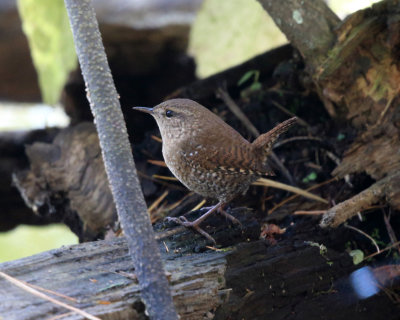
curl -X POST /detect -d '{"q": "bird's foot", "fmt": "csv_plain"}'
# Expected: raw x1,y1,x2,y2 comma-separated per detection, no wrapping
165,216,216,244
202,205,242,226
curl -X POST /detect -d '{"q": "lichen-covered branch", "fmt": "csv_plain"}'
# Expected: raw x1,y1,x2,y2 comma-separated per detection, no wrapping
256,0,339,71
63,0,178,318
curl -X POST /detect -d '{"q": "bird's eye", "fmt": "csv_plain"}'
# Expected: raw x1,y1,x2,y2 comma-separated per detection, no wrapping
165,110,174,118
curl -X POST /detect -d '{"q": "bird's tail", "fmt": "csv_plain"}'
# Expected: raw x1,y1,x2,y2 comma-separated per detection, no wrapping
252,117,298,158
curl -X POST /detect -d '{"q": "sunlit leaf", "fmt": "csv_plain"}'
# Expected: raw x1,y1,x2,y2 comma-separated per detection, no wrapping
238,70,257,86
302,171,317,183
349,249,364,265
17,0,77,104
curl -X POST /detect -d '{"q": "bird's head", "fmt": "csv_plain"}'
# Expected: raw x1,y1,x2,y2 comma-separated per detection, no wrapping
133,99,213,142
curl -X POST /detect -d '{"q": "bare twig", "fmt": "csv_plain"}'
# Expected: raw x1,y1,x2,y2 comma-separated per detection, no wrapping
363,241,400,261
138,171,185,191
344,223,380,253
19,281,77,302
151,135,162,143
0,271,101,320
382,208,400,255
294,210,327,215
325,151,353,187
147,159,168,167
273,136,323,148
153,174,179,181
269,177,336,213
190,199,207,212
270,100,310,128
320,173,400,228
216,87,260,138
48,312,74,320
254,178,328,203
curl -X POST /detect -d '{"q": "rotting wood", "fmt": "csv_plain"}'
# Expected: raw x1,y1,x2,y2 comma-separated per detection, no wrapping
12,123,116,242
320,172,400,228
259,0,400,228
0,213,398,320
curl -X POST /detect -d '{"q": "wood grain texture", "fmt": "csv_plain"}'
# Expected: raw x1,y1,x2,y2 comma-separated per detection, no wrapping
0,213,398,320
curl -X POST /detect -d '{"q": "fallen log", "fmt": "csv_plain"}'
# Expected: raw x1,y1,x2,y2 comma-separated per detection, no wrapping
0,212,397,320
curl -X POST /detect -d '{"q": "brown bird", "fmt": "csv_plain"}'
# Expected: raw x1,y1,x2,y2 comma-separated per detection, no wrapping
134,99,297,242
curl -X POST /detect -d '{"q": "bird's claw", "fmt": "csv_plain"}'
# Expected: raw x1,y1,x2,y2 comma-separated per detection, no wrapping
164,215,216,244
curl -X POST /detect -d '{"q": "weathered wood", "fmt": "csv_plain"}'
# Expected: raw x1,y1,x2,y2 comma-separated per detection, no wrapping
0,215,398,320
12,123,116,241
260,0,400,227
0,128,60,232
321,172,400,228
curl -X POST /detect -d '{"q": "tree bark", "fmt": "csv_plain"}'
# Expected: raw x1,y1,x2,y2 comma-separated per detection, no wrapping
257,0,339,72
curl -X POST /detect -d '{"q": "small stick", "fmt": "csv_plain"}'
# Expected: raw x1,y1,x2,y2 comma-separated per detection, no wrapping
147,159,168,167
382,208,400,255
151,135,162,143
344,223,380,253
363,241,400,260
152,174,178,181
273,136,323,148
137,171,185,191
319,174,400,228
270,100,310,128
216,87,260,138
0,271,101,320
294,210,327,215
269,177,336,213
18,281,77,302
148,190,169,213
253,177,328,203
190,199,207,212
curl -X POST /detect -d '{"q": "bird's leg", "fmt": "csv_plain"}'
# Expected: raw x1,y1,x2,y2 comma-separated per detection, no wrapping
165,202,225,243
201,204,241,225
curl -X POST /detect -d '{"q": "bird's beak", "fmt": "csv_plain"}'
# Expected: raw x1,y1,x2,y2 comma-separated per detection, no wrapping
133,106,154,114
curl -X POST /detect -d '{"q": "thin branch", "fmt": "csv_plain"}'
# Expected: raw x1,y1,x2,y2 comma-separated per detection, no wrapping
0,271,101,320
216,87,260,137
344,223,380,253
294,210,326,215
320,173,400,228
269,177,336,213
363,241,400,261
273,136,323,148
254,177,328,203
270,100,310,128
64,1,178,318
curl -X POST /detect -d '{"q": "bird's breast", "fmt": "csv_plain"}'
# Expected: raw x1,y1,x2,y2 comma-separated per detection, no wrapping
162,142,257,202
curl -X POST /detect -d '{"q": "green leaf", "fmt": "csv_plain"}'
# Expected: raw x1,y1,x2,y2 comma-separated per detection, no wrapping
238,70,258,86
302,171,317,183
249,82,262,92
337,133,346,141
349,249,364,265
17,0,77,105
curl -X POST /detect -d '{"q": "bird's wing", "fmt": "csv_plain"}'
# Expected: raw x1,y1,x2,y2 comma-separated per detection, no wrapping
181,141,274,176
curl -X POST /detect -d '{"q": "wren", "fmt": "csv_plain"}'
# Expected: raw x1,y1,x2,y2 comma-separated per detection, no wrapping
134,99,297,242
